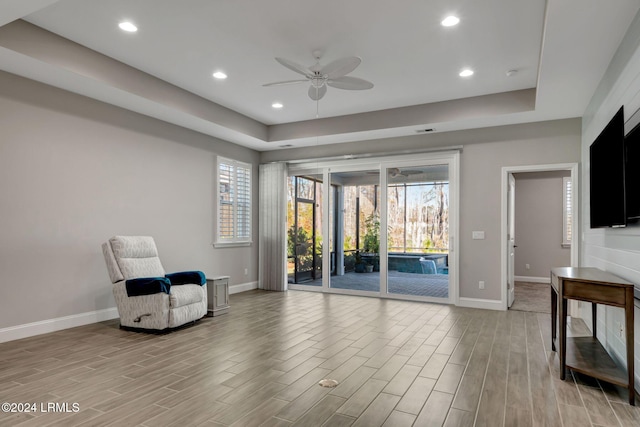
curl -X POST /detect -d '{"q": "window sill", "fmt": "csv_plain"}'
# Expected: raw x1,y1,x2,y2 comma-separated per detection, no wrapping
213,241,252,248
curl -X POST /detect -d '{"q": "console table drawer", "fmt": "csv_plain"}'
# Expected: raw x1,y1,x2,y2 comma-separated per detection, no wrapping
563,280,626,306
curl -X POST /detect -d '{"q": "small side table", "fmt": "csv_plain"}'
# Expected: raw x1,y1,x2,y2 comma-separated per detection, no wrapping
206,276,230,317
551,267,635,405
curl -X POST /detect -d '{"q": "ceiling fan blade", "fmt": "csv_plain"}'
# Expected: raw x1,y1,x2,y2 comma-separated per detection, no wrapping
328,76,374,90
321,57,361,79
262,79,308,87
308,85,327,101
275,57,311,77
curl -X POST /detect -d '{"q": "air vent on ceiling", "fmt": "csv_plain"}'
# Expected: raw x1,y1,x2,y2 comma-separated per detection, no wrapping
279,144,293,148
415,128,435,134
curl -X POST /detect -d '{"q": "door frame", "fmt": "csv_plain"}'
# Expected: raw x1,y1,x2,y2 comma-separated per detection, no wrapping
288,151,460,305
507,173,516,308
500,163,579,311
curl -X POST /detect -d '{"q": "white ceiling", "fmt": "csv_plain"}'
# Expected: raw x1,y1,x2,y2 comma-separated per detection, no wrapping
1,0,639,151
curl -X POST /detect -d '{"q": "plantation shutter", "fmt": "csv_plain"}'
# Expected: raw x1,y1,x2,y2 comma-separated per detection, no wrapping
217,158,251,244
563,177,572,246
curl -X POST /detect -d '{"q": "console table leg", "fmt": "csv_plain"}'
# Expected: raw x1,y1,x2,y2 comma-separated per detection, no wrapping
551,286,557,352
560,298,567,380
626,291,635,405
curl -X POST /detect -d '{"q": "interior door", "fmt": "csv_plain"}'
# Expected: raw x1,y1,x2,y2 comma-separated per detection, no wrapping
507,173,516,307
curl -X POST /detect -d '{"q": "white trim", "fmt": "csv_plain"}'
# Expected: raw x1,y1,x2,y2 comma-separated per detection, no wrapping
500,162,579,311
0,308,119,344
216,156,252,245
230,281,258,294
514,275,550,283
287,151,460,307
562,176,572,247
458,297,503,311
289,284,451,304
284,146,463,165
0,281,258,343
213,241,252,248
288,151,461,174
288,284,325,293
449,152,460,306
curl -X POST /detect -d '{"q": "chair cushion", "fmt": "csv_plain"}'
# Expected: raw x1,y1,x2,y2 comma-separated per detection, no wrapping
109,236,166,280
170,284,204,308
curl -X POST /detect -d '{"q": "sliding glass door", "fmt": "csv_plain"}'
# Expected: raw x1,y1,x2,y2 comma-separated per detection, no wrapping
287,152,458,303
328,169,380,293
385,165,450,300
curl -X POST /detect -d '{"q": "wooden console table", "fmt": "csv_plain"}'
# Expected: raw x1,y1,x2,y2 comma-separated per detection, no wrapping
551,267,635,405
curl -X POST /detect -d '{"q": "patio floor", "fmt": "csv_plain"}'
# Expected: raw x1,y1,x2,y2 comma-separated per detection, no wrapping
297,270,449,298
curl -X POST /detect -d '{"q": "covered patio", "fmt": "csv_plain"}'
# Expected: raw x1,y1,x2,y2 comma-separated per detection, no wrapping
305,270,449,298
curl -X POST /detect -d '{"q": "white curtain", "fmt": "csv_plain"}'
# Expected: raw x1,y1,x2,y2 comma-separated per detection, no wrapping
259,162,288,291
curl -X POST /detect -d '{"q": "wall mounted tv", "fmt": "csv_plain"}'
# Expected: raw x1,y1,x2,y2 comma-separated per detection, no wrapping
590,106,625,228
625,115,640,223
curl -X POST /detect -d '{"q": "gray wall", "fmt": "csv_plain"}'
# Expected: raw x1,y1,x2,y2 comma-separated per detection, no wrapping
263,119,581,301
513,171,571,278
0,71,260,329
579,10,640,388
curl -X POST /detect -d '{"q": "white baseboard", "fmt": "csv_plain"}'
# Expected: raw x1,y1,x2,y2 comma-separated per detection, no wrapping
457,297,504,311
0,307,119,344
0,282,258,343
230,281,258,294
515,275,550,284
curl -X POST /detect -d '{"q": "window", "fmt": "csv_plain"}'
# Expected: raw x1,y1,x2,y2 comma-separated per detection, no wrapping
563,176,572,247
216,157,251,246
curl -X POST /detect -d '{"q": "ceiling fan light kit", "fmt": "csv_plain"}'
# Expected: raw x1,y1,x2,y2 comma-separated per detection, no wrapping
263,52,374,100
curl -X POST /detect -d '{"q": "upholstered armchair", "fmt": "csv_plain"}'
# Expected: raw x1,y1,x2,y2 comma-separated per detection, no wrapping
102,236,207,331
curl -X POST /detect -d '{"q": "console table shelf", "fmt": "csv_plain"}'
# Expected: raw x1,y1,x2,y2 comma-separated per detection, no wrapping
563,336,628,386
551,267,635,405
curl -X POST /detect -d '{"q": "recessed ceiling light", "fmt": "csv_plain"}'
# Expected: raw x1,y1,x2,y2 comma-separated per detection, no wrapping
212,71,227,79
459,69,474,77
272,102,283,109
118,21,138,32
441,16,460,27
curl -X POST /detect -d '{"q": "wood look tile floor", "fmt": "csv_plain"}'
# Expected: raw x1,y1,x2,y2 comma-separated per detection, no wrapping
1,290,639,427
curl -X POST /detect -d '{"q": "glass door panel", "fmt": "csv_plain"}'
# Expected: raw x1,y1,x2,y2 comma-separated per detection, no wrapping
329,169,380,293
294,201,314,283
386,165,449,299
287,175,323,286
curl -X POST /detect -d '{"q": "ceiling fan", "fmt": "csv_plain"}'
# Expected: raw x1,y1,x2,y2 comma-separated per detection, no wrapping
388,168,422,178
367,168,423,178
263,51,374,101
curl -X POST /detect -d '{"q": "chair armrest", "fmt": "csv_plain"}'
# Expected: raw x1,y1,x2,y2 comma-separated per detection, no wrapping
125,277,171,296
166,271,206,286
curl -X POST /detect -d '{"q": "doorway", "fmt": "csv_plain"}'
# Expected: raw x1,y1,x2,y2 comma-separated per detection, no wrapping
501,163,578,311
287,152,459,304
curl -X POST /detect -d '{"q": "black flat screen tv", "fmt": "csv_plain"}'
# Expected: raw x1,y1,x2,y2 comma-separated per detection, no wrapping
625,118,640,223
590,106,625,228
